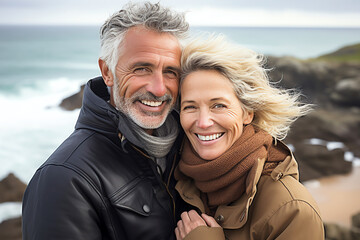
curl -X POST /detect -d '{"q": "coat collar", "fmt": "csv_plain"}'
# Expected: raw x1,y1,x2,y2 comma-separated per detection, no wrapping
175,140,298,229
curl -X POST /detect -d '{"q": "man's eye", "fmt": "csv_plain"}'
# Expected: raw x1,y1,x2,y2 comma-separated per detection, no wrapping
164,70,179,78
134,68,149,74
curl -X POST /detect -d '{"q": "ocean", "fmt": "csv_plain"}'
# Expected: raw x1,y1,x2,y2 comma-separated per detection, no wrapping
0,25,360,186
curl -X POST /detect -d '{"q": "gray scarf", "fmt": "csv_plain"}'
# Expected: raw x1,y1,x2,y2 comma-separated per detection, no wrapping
117,111,179,171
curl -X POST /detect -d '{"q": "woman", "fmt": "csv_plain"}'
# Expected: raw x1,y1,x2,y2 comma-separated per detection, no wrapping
174,35,324,240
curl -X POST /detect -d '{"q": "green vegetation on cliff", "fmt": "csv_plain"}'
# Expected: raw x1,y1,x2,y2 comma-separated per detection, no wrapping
316,43,360,63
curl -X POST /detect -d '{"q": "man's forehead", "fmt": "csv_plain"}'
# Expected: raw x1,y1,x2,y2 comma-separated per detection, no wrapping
121,26,180,52
118,27,182,68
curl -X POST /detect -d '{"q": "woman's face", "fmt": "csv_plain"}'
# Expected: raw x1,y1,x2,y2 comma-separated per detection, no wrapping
180,70,253,160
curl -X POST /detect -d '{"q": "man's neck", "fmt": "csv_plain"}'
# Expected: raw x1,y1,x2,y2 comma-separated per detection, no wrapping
145,129,154,135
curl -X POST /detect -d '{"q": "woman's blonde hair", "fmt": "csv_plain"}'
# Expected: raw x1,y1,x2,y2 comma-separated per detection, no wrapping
180,34,312,140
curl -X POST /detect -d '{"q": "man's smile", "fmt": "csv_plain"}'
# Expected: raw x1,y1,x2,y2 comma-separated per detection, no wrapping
140,100,164,107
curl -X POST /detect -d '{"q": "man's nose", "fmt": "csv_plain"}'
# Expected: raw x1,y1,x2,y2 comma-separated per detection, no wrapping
146,72,167,97
196,109,213,129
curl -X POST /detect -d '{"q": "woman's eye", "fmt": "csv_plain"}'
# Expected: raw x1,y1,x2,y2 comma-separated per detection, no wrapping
182,105,195,111
214,104,226,109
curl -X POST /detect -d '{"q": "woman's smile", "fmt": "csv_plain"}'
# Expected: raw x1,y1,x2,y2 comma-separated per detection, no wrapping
195,133,224,142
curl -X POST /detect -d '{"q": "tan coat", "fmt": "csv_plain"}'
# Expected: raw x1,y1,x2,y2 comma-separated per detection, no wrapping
176,142,325,240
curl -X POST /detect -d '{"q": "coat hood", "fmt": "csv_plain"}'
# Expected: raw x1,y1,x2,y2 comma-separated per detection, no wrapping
75,77,121,144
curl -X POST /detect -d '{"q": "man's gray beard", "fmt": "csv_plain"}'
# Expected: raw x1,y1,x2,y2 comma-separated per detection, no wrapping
112,79,173,129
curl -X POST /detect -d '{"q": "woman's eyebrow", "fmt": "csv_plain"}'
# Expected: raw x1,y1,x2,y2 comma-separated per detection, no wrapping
181,100,196,104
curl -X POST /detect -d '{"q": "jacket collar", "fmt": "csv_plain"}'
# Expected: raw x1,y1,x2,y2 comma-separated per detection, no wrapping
176,141,298,229
75,77,120,142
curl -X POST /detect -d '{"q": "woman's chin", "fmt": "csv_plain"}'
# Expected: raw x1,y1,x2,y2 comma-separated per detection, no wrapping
197,151,222,161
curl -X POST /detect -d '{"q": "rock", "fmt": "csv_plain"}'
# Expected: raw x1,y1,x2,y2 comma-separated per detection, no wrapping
266,56,338,105
352,212,360,239
331,78,360,107
0,173,27,203
292,143,352,182
59,84,85,111
353,212,360,228
283,105,360,181
295,160,324,181
286,108,360,157
325,222,353,240
267,56,360,108
323,212,360,240
0,217,22,240
259,53,360,181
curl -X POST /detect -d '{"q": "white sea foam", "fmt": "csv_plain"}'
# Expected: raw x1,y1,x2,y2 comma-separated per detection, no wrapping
353,159,360,167
306,138,360,168
19,61,98,70
326,141,345,151
0,202,22,223
303,179,321,189
287,143,295,152
0,77,82,183
345,152,354,162
307,138,327,146
4,59,98,70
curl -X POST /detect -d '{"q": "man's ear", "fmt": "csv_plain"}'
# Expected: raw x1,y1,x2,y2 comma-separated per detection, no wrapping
98,59,114,87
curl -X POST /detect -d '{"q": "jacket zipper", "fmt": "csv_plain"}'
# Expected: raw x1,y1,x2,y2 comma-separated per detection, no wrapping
131,144,177,221
166,153,177,220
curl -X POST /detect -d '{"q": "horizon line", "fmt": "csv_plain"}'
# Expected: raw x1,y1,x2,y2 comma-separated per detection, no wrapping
1,23,360,29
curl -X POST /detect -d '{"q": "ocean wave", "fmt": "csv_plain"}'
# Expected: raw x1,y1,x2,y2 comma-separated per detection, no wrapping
0,202,22,223
0,59,98,70
1,76,85,96
0,77,82,182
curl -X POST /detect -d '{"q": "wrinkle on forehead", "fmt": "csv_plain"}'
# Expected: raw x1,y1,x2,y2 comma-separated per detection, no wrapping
119,26,181,59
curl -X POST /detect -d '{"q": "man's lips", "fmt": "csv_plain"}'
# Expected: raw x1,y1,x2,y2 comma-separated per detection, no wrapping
140,100,163,107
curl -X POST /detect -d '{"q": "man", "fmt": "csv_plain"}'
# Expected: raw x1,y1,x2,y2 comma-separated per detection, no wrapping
22,2,189,239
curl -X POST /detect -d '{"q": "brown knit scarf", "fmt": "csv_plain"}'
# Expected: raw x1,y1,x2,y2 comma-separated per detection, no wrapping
175,125,288,208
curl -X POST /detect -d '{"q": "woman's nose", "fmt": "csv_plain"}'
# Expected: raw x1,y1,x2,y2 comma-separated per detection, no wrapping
196,110,213,129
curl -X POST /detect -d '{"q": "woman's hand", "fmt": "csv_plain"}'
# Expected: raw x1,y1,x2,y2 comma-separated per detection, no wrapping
175,210,221,240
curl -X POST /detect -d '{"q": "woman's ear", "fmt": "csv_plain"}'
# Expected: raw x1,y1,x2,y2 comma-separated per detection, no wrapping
98,59,114,87
243,111,254,125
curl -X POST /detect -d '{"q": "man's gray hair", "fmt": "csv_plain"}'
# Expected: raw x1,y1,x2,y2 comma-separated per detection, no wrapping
99,1,189,76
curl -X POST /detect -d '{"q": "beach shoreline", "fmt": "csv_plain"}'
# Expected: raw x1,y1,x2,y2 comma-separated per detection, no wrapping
304,166,360,228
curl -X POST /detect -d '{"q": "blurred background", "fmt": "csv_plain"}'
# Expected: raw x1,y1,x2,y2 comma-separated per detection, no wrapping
0,0,360,239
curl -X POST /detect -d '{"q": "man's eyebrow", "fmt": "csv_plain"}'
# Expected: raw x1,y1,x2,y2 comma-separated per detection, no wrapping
165,66,181,73
131,62,154,68
130,62,180,73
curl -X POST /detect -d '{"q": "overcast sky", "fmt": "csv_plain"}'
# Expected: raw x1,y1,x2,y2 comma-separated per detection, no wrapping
0,0,359,27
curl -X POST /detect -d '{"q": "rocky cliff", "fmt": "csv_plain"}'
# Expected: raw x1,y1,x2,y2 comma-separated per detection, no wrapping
266,55,360,181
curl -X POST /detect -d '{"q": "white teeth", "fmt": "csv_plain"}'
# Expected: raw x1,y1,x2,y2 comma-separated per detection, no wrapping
141,100,163,107
197,133,222,141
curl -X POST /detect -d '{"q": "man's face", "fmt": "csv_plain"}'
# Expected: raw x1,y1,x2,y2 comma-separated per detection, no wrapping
111,26,181,130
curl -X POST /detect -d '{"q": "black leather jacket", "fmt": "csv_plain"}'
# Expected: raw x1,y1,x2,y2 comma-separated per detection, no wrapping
22,77,185,240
